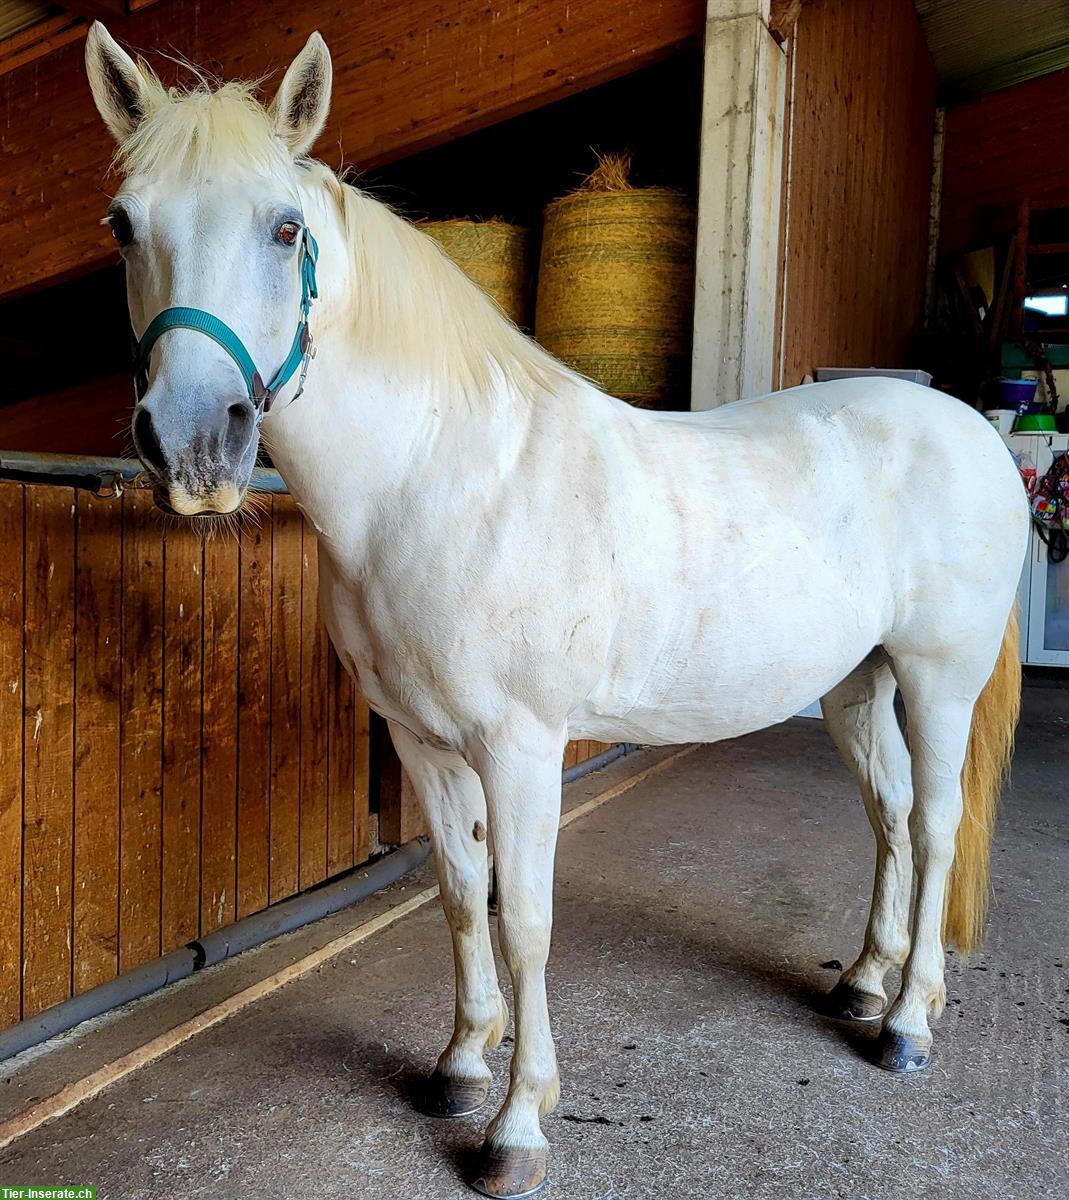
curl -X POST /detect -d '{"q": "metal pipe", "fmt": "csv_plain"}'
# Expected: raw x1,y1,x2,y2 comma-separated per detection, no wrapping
0,745,630,1062
0,838,430,1063
0,450,288,494
562,743,635,785
0,947,199,1063
197,837,430,968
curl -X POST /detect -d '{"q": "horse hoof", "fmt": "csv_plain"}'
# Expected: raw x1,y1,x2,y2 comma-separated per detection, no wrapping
420,1071,490,1118
471,1144,548,1198
825,981,885,1022
874,1029,931,1073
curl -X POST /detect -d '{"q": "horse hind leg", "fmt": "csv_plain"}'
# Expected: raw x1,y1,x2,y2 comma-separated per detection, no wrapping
874,626,1017,1074
820,649,913,1022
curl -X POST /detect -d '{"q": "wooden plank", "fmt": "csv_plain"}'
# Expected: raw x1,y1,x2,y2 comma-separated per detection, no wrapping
768,0,805,45
200,533,239,935
779,0,936,386
354,695,372,866
326,646,355,878
374,715,426,845
63,1,127,18
72,492,122,995
268,498,303,903
298,524,328,890
0,17,86,82
236,519,271,919
1011,199,1031,342
22,486,76,1018
0,879,446,1154
0,0,704,300
0,484,24,1027
160,520,203,952
0,375,133,465
118,488,163,974
941,67,1069,254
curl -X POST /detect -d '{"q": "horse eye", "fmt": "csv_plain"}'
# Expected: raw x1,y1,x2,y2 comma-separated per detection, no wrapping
108,207,134,248
276,221,301,247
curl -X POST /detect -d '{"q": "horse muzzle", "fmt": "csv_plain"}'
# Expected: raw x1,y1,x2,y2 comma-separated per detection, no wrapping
132,395,259,515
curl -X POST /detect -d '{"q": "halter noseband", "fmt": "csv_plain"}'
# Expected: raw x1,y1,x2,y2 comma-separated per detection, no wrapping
131,226,319,423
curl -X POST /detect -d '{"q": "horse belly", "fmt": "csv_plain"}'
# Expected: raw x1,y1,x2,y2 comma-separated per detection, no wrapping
570,639,869,744
569,561,882,746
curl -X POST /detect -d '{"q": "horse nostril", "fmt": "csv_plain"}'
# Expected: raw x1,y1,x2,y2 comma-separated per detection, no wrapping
132,406,168,477
225,401,256,462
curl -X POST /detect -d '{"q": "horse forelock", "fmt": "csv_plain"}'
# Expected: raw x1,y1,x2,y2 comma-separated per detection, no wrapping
114,75,292,182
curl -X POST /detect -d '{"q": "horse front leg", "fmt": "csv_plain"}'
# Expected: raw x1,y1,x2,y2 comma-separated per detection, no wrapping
468,733,564,1199
388,723,509,1118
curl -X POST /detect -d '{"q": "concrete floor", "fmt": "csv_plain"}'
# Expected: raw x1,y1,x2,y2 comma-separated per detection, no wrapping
2,690,1067,1199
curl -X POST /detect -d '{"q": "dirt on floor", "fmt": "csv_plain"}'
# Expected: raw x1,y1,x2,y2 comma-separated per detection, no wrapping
1,687,1067,1200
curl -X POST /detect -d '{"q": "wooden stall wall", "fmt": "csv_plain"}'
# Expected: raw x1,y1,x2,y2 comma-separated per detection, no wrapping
940,68,1069,255
0,481,371,1027
776,0,937,387
0,374,130,459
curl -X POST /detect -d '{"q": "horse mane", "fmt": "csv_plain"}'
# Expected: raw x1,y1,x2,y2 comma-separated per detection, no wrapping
316,164,581,406
112,72,583,409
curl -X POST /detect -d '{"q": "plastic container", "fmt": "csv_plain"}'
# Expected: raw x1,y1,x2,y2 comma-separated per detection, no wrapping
814,367,933,386
1013,413,1057,433
997,377,1040,413
985,408,1017,434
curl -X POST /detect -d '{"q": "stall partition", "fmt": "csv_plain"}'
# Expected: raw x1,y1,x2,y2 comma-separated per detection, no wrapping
0,477,372,1027
0,468,616,1033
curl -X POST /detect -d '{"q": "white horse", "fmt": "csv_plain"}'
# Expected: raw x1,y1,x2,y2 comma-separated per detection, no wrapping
86,25,1027,1198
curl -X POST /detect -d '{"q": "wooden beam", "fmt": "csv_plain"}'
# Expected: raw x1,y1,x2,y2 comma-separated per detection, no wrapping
0,14,86,80
768,0,805,46
60,1,129,19
0,0,703,302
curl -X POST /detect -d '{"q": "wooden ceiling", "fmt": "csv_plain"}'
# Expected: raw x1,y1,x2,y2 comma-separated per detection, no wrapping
915,0,1069,97
0,0,704,303
0,1,53,42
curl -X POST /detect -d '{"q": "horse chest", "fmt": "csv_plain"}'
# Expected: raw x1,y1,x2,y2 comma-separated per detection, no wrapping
317,570,464,749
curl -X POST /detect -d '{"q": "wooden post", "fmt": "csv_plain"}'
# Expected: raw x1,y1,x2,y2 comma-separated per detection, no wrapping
372,714,426,846
1010,199,1031,341
691,0,788,408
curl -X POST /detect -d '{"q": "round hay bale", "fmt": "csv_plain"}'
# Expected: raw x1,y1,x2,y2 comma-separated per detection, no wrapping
535,155,696,408
421,219,533,328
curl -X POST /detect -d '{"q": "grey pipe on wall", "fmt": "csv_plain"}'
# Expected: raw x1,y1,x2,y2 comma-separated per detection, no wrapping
0,837,430,1064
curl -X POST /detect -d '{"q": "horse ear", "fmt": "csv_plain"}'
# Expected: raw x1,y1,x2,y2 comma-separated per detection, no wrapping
271,31,333,157
85,22,156,144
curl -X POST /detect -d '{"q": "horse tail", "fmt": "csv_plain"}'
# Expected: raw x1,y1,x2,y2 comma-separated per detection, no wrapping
944,607,1021,956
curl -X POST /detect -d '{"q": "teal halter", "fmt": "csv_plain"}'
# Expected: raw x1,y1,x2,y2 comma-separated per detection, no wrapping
132,227,319,423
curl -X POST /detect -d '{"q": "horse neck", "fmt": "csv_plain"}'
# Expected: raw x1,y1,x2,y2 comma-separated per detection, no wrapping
263,178,539,561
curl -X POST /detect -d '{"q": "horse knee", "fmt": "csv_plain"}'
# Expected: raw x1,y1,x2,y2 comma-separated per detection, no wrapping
497,909,552,969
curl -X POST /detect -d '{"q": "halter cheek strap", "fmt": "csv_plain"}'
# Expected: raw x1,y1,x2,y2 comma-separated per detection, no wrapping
131,227,319,424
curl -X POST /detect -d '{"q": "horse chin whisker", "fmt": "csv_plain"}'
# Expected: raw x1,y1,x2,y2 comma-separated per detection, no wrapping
240,492,269,526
